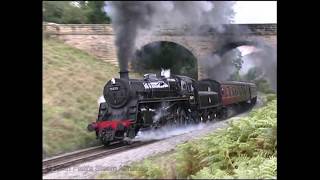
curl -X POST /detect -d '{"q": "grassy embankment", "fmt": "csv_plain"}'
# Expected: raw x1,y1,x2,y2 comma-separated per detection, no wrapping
43,38,140,157
97,94,277,179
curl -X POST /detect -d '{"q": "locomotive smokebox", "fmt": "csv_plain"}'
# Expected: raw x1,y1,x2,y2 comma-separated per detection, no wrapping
119,71,129,80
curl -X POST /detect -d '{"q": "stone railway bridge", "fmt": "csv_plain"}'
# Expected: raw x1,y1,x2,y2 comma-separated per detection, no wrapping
43,23,276,79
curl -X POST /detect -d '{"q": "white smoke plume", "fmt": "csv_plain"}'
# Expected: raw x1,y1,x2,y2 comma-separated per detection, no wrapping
134,122,208,141
98,95,105,105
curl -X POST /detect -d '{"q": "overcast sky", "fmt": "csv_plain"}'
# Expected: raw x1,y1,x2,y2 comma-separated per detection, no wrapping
233,1,277,24
102,1,277,24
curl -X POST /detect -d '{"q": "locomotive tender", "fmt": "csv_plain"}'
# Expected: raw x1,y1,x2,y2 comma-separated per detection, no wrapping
87,70,257,145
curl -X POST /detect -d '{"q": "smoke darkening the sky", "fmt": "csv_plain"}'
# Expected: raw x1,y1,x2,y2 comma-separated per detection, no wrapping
104,1,277,24
104,1,236,72
103,1,276,90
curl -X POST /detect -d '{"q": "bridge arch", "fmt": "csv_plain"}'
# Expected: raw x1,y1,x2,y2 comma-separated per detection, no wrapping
209,38,276,90
132,40,198,79
135,36,201,59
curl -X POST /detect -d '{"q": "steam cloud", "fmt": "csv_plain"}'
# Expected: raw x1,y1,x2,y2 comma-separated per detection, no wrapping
105,1,235,72
105,1,276,90
134,122,208,141
200,25,277,91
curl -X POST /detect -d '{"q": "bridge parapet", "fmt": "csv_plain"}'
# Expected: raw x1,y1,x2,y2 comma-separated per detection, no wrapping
43,23,114,35
43,23,276,36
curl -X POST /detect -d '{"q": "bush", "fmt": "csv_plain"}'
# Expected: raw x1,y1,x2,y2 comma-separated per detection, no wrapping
176,100,277,178
266,94,277,102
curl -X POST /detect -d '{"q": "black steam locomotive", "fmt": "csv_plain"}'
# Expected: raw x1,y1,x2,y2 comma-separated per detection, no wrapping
87,70,257,145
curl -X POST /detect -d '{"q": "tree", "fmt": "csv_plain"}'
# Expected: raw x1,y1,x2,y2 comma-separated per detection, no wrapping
62,3,88,23
229,71,241,81
231,49,243,71
244,67,274,93
43,1,70,23
43,1,111,24
85,1,110,24
227,49,243,81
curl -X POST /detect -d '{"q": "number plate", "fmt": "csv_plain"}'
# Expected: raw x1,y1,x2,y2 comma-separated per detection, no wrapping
109,86,119,91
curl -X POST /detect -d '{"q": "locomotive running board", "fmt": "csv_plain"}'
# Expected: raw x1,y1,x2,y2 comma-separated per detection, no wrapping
139,97,189,103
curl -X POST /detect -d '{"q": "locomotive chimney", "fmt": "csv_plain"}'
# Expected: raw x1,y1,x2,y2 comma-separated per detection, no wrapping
119,71,129,79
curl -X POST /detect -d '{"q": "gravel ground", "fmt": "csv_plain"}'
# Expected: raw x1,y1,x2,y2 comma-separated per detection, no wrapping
43,102,262,180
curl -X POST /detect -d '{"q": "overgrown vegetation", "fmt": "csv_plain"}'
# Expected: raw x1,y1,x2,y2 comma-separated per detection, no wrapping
177,99,277,179
229,67,275,94
43,1,110,24
43,38,120,157
97,97,277,179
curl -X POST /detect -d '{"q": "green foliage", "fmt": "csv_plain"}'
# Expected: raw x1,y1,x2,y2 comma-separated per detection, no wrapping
130,160,164,179
245,67,262,81
237,67,275,93
96,151,178,179
43,1,69,23
61,3,88,24
255,78,274,94
43,1,110,24
231,50,244,71
84,1,110,24
176,100,277,179
266,94,277,102
229,71,241,81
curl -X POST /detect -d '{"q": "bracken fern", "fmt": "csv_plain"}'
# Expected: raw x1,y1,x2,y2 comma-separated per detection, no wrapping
176,99,277,179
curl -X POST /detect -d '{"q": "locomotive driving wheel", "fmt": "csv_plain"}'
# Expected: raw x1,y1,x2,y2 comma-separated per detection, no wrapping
173,107,187,127
207,112,215,122
201,111,209,123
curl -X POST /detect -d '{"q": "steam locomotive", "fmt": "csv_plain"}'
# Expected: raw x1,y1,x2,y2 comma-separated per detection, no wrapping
87,70,257,145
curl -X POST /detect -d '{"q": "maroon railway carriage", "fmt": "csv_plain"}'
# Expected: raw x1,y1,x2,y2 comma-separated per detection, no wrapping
220,81,257,107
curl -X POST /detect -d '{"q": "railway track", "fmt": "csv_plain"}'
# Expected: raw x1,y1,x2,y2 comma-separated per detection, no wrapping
42,140,156,174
